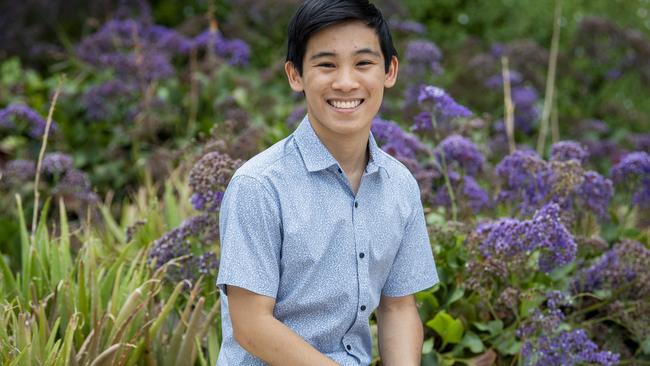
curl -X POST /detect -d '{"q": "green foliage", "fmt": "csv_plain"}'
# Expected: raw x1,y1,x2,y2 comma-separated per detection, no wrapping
0,177,220,365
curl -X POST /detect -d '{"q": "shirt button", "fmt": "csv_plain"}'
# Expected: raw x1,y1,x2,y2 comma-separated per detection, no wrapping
346,344,352,351
354,201,358,208
360,305,366,311
359,252,365,259
337,168,342,173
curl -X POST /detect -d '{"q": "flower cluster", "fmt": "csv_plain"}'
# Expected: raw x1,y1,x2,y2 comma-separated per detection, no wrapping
435,134,485,176
610,151,650,207
388,19,426,34
82,80,135,121
42,152,74,175
148,214,220,283
404,40,443,76
495,148,612,218
572,239,650,299
188,151,243,212
575,171,613,218
431,172,491,214
521,329,620,366
417,85,472,123
510,86,540,133
0,103,55,138
0,159,36,186
371,116,426,163
192,30,251,66
550,140,589,163
477,203,576,273
1,152,98,213
495,149,551,214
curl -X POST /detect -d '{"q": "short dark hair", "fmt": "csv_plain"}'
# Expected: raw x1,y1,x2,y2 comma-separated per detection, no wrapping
286,0,398,76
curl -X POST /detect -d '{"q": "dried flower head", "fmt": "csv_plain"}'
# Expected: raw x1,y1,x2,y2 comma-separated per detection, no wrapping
188,151,242,212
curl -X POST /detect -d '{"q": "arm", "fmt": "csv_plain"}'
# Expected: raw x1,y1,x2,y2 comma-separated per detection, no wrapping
376,294,422,366
228,285,339,366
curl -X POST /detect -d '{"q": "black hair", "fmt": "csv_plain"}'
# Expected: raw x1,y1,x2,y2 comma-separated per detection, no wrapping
286,0,398,76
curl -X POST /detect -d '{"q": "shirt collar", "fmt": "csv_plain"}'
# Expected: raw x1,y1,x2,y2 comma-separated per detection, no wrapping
293,114,388,176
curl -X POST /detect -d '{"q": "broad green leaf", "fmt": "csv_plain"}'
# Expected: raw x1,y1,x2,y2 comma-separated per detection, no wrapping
459,331,485,353
426,310,464,344
473,320,503,337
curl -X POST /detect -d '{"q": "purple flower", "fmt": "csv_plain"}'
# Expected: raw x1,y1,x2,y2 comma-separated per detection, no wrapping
1,159,36,184
572,239,650,298
388,19,426,34
529,203,577,272
629,133,650,152
188,151,242,212
418,85,472,121
53,169,100,205
610,151,650,179
149,214,219,280
522,329,619,366
575,171,613,218
42,152,74,175
610,151,650,207
579,119,610,136
484,70,523,89
478,203,576,272
462,175,491,212
495,150,552,214
83,80,135,121
436,134,485,176
404,40,443,76
192,30,251,66
490,42,506,58
510,86,540,133
0,103,55,138
411,111,432,132
371,116,426,161
550,141,589,163
76,19,183,82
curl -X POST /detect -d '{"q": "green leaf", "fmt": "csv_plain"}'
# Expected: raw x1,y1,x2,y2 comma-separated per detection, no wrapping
445,286,465,307
473,320,503,337
493,330,520,356
416,291,440,320
422,337,434,354
459,331,484,353
426,310,464,344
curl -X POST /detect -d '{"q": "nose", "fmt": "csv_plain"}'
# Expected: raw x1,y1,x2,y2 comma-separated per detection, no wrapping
331,67,360,92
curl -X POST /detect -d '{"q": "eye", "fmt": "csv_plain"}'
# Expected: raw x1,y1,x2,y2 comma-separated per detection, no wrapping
357,60,375,67
316,63,335,68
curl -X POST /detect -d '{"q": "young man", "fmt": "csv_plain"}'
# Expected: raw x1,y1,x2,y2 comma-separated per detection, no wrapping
216,1,439,365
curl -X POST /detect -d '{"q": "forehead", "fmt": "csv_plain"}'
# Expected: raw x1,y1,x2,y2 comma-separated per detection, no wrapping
305,20,381,55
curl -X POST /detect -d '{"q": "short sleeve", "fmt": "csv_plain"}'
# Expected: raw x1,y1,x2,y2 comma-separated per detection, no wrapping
381,178,439,297
216,175,282,299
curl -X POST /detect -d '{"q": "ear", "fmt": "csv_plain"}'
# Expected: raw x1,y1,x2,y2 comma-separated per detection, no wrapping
383,56,399,89
284,61,304,92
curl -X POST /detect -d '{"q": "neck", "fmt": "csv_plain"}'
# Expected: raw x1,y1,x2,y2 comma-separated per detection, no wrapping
308,118,369,176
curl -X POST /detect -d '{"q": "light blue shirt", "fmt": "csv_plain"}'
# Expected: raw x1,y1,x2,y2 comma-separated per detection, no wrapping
216,115,439,365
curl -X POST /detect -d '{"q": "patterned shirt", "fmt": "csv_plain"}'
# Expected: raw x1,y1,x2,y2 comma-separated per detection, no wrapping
216,115,439,365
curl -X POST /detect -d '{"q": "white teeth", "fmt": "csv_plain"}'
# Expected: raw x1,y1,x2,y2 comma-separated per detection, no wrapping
329,99,362,109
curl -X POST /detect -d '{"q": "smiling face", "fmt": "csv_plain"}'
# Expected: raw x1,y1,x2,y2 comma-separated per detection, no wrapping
285,20,398,141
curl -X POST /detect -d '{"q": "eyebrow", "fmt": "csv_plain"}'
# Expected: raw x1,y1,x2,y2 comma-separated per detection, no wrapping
309,48,381,60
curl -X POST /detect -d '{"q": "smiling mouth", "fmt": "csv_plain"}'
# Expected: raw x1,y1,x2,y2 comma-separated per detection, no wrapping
327,99,364,109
